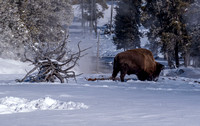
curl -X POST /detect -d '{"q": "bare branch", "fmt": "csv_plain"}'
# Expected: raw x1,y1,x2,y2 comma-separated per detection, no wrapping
16,65,40,82
17,39,89,83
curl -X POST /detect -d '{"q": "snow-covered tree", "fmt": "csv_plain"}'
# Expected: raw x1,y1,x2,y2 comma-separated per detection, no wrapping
0,0,73,60
184,0,200,67
0,0,28,59
143,0,192,68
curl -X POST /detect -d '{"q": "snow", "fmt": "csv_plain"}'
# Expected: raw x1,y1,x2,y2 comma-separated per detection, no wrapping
1,2,200,126
0,97,88,114
163,66,200,79
0,60,200,125
0,58,33,74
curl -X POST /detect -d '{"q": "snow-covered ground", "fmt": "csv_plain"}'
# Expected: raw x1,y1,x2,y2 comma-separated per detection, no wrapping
0,58,200,126
1,2,200,126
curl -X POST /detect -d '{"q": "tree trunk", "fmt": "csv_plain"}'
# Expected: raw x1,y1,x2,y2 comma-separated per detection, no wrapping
81,0,86,35
110,0,114,32
174,42,179,68
184,51,190,67
166,52,174,68
94,0,97,37
90,0,93,33
81,0,84,28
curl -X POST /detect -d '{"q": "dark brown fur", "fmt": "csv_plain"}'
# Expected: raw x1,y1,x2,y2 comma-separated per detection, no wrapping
112,48,164,82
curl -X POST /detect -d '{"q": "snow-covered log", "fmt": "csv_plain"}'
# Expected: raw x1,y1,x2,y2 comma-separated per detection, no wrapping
16,33,90,83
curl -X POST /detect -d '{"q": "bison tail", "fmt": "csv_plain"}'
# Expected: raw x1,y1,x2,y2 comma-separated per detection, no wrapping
113,57,120,70
112,58,119,80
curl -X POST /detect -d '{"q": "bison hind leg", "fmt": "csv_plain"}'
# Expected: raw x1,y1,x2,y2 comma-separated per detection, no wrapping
112,69,119,81
119,64,129,82
120,70,126,82
112,68,127,82
112,58,120,81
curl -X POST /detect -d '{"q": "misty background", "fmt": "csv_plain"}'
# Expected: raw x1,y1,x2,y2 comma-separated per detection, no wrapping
0,0,200,74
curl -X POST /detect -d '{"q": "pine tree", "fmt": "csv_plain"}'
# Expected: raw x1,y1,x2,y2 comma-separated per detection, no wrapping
143,0,192,68
189,25,200,67
0,0,73,59
184,0,200,67
113,0,141,51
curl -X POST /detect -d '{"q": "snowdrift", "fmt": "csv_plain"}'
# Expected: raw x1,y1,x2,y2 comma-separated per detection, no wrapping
0,97,88,114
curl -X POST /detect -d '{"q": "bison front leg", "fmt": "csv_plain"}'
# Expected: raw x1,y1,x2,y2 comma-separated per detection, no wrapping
137,71,148,81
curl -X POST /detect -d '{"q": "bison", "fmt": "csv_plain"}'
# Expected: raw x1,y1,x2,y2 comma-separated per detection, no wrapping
112,48,164,82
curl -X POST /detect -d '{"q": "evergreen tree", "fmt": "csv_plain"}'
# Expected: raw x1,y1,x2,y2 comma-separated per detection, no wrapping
113,0,141,51
143,0,192,68
0,0,73,59
184,0,200,67
189,25,200,67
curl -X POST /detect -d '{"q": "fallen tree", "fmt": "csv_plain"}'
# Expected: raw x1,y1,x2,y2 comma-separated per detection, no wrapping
16,33,90,83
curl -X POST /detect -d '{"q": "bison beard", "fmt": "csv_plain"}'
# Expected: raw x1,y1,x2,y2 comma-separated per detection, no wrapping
112,48,164,82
